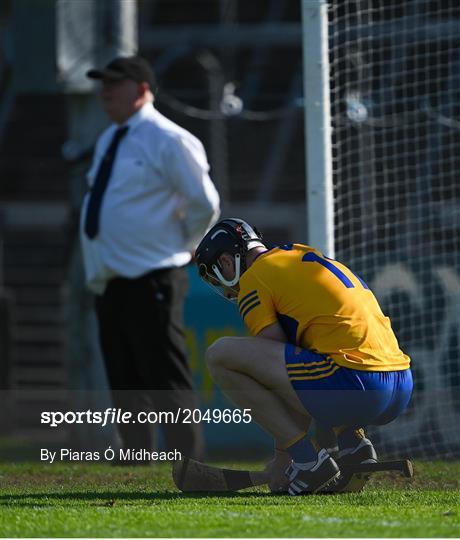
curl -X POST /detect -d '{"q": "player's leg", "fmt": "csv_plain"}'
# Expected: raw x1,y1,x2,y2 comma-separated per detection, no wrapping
206,336,308,413
207,359,311,446
206,336,340,494
280,345,405,493
305,376,380,492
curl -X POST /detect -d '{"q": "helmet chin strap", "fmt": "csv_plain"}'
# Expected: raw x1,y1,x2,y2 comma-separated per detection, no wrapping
212,253,241,287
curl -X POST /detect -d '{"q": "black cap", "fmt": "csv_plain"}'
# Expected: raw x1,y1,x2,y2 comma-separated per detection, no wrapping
86,56,156,89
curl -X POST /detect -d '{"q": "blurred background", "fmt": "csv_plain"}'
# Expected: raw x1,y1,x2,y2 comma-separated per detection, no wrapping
0,0,459,461
0,0,307,459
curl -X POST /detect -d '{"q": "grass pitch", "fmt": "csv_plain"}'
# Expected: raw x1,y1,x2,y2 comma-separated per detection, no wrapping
0,461,458,537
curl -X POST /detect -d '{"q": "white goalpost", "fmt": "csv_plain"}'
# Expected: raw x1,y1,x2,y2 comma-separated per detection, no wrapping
303,0,460,459
302,0,335,259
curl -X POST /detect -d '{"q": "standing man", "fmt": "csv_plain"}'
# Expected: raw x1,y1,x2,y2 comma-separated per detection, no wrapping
81,56,220,460
195,218,413,494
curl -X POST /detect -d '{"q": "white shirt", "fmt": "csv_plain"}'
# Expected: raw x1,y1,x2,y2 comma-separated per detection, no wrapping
80,102,220,294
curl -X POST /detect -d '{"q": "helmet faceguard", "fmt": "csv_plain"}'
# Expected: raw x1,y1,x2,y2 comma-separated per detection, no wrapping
195,218,264,300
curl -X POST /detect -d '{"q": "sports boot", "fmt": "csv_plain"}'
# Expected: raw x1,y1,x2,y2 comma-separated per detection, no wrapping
285,448,340,495
334,437,377,492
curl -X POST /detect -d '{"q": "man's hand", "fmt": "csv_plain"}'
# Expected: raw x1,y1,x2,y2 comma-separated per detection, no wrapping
264,448,292,492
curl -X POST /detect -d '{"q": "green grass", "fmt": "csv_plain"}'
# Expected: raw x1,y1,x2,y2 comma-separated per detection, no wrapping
0,461,459,537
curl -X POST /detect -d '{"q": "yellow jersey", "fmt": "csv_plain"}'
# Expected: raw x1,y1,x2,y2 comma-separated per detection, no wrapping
237,244,410,372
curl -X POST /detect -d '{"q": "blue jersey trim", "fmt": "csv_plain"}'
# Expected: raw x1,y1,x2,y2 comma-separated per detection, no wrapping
241,300,261,319
238,290,257,308
239,294,260,316
303,252,354,288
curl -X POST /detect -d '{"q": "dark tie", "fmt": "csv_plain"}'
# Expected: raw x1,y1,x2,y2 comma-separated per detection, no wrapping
84,125,129,239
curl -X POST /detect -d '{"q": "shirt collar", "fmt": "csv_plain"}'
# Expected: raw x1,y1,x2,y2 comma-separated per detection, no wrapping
117,101,155,132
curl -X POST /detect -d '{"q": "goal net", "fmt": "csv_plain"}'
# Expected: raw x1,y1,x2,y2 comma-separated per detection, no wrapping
329,0,460,458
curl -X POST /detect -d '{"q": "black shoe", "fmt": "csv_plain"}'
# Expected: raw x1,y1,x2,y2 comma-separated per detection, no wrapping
285,449,340,496
333,437,377,492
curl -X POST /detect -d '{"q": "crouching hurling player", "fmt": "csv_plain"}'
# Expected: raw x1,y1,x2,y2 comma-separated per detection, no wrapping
195,219,413,495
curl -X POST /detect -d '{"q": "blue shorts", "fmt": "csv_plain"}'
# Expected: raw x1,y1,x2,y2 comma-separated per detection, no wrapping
284,344,413,428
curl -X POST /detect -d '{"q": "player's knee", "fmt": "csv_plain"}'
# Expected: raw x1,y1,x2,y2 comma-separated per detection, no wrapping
205,337,236,371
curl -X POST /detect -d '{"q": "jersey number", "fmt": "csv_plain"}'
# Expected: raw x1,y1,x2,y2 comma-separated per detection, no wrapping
302,252,369,289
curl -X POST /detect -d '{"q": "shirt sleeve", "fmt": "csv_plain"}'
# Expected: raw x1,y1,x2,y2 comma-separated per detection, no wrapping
237,271,278,336
164,133,220,250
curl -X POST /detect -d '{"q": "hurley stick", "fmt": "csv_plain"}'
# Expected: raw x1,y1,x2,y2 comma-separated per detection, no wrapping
172,457,413,492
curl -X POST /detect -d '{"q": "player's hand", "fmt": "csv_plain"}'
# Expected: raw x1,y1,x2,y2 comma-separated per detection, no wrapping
264,448,292,492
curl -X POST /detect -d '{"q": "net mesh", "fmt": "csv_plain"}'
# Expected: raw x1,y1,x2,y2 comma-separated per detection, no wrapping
329,0,460,458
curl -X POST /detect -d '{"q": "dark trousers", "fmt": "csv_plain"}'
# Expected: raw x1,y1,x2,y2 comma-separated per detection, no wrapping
95,266,203,459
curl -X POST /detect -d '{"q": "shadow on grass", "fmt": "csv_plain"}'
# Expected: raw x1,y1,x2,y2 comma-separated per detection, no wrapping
0,490,281,507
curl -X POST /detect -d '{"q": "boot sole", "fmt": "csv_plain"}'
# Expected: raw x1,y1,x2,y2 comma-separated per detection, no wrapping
313,470,341,494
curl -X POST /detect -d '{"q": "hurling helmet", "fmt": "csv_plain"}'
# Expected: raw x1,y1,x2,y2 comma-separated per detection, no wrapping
195,218,264,294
